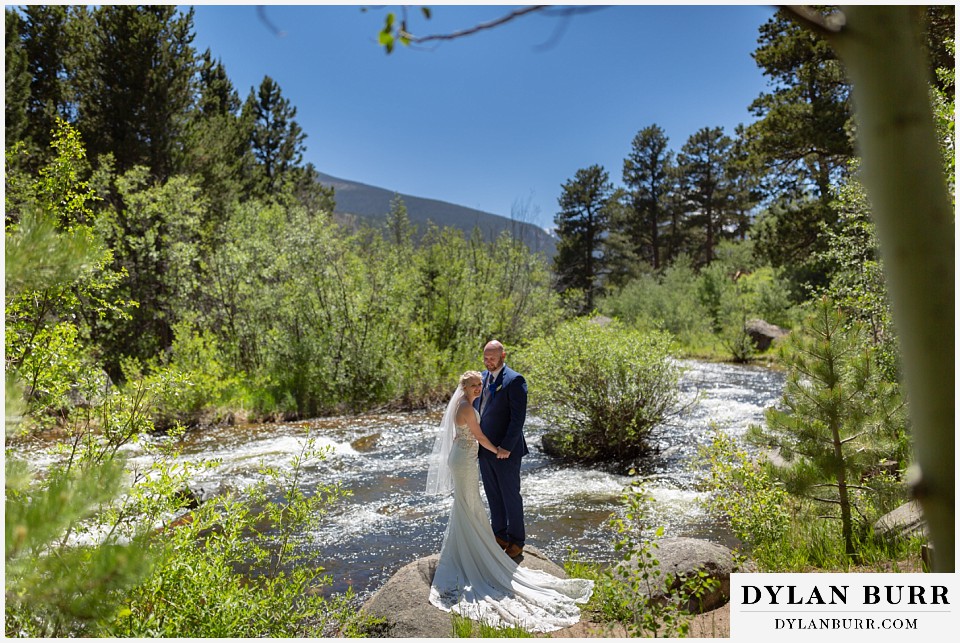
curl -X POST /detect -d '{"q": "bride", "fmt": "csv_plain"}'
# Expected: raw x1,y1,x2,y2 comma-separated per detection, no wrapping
425,371,594,633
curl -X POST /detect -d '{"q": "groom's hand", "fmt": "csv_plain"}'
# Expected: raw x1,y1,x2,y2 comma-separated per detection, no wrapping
496,447,511,459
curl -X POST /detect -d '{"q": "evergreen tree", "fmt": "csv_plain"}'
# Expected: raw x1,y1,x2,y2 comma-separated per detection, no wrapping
746,8,853,203
553,164,614,311
287,162,337,215
661,164,690,262
75,5,198,181
17,5,75,157
182,49,252,227
744,8,853,293
4,9,31,151
747,297,907,559
818,161,898,380
726,124,761,241
601,190,642,289
244,75,307,195
676,126,735,266
621,124,675,271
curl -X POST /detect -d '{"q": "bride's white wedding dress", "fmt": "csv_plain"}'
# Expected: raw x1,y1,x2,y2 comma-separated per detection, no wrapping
428,404,594,633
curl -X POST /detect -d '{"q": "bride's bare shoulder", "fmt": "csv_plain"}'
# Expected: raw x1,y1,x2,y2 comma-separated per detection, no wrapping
455,400,474,421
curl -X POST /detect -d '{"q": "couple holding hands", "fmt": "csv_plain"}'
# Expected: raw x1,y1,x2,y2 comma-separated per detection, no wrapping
425,340,593,633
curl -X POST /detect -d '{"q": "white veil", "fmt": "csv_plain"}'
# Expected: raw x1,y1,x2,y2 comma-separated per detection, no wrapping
425,385,464,496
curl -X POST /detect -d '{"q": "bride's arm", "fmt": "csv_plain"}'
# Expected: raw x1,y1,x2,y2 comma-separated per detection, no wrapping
458,404,498,454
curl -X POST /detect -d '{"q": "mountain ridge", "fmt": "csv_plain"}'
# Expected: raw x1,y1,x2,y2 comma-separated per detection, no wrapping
316,171,557,256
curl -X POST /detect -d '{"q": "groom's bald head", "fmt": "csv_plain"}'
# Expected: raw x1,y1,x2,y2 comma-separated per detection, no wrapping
483,340,505,371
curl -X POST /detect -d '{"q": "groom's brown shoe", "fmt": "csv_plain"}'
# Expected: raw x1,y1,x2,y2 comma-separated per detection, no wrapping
505,543,524,559
495,536,510,550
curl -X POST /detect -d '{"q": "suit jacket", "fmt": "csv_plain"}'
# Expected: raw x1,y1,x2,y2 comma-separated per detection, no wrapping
474,365,529,459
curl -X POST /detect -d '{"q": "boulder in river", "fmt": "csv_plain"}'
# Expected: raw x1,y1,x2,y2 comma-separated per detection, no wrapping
351,433,381,451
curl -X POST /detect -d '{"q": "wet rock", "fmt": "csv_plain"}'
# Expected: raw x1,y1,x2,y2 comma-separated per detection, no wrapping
351,433,381,451
174,481,229,509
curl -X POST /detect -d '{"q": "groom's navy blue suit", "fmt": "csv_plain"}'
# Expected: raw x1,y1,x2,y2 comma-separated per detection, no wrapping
474,365,529,547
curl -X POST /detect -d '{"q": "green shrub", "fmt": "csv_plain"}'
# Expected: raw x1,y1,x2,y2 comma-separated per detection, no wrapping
103,434,376,637
698,430,790,569
514,316,683,469
566,483,719,637
120,320,246,430
700,430,922,573
600,255,714,347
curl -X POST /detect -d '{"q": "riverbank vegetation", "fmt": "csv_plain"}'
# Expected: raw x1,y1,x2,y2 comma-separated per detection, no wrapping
5,5,953,636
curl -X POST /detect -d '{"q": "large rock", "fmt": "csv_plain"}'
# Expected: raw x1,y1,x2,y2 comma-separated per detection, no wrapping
618,537,741,613
744,319,788,352
361,546,569,638
874,500,927,542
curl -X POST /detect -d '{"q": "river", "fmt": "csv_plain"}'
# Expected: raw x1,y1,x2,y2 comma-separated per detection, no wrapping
19,359,785,603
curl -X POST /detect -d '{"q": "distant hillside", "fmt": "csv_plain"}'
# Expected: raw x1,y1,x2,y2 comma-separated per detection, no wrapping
316,172,557,257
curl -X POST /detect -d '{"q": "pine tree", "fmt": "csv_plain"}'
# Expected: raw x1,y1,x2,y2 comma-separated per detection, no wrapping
182,49,252,227
746,9,853,202
622,124,675,271
244,75,307,195
744,8,853,294
17,5,74,156
5,9,32,151
747,297,907,559
676,126,736,266
75,5,198,181
553,164,614,311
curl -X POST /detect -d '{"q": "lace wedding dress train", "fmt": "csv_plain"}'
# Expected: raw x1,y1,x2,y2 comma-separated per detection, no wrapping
428,408,594,633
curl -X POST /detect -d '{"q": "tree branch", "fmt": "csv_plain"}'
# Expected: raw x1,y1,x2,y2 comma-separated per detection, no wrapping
402,6,548,44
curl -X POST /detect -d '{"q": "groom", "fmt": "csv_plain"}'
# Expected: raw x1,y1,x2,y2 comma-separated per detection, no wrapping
475,339,529,559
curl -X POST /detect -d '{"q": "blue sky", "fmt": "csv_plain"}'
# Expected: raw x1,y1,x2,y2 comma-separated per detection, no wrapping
188,3,778,231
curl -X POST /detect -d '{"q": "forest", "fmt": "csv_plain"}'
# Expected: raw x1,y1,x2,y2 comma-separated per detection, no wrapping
5,5,955,638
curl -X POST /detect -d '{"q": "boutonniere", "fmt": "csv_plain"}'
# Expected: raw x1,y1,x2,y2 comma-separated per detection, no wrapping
495,385,502,392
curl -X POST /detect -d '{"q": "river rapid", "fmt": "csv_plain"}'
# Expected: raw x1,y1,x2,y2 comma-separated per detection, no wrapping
19,359,785,602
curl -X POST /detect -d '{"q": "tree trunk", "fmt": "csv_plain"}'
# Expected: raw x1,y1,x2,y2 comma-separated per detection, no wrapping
804,6,955,571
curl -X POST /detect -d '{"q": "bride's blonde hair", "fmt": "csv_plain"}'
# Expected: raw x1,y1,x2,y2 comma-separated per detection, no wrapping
459,370,482,390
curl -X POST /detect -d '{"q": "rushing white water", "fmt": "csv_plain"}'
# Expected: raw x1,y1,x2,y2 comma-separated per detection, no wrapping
12,359,784,600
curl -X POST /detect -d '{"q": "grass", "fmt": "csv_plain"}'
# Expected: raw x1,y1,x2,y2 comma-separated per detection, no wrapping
450,612,534,637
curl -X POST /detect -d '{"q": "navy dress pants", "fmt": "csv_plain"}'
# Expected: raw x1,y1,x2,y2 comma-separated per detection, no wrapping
478,453,525,546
